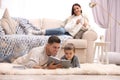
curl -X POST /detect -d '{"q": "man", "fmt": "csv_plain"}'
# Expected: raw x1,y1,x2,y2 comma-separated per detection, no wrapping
13,35,62,69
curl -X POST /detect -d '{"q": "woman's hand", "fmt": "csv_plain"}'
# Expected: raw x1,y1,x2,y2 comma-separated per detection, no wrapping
76,19,80,24
83,20,88,27
83,23,87,27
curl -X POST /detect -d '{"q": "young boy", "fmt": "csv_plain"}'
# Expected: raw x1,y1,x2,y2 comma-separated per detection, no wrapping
61,43,80,68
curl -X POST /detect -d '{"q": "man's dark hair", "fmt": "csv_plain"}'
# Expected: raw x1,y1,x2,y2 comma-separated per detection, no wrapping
48,35,61,44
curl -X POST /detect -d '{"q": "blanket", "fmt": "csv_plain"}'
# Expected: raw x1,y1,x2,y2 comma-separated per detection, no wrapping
0,63,120,75
0,35,72,62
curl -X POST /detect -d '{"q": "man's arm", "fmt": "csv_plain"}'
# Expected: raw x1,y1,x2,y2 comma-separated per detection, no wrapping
23,47,41,68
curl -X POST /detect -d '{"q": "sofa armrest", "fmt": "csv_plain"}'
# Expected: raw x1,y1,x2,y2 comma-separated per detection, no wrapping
82,29,98,41
82,29,97,63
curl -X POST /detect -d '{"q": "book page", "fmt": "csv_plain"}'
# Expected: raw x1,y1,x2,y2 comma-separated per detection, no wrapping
47,56,71,68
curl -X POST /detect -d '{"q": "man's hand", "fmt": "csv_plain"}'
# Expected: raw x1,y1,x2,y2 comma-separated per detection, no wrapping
47,62,63,69
33,65,43,69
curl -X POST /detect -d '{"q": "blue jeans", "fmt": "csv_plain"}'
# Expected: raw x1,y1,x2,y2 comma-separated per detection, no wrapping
45,27,67,35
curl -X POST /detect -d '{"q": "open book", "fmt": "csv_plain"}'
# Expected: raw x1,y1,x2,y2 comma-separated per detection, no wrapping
47,56,71,68
13,65,26,70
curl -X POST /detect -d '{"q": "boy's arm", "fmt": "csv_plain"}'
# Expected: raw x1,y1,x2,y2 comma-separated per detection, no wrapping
73,56,80,68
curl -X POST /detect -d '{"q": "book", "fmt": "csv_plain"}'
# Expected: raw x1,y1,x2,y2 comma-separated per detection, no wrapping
13,65,26,70
47,56,71,68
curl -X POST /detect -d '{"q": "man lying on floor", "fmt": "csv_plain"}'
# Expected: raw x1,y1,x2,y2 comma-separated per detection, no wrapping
13,35,62,69
13,35,80,69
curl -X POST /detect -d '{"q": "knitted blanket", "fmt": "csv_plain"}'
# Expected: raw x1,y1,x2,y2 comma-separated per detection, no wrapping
0,35,72,62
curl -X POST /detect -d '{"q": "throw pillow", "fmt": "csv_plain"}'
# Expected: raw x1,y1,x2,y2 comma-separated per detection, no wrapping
0,8,18,34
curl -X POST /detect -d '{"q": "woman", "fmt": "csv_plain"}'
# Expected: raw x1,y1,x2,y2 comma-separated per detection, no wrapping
32,3,89,37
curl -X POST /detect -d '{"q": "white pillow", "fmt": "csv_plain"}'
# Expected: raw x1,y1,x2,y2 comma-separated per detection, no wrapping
108,52,120,64
0,8,18,34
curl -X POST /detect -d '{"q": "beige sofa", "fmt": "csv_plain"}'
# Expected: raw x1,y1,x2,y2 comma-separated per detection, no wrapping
29,18,98,63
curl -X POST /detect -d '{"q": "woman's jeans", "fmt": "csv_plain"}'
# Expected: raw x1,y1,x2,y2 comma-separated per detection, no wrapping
45,27,68,35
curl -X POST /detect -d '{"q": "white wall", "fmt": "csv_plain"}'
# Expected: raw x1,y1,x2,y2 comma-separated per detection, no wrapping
1,0,105,39
2,0,91,19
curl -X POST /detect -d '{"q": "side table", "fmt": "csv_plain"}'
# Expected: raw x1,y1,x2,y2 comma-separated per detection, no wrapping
94,42,110,64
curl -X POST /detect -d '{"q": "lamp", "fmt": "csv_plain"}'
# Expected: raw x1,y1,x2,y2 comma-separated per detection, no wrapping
89,2,96,8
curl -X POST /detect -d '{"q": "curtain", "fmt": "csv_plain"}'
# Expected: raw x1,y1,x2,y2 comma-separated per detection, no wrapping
91,0,120,52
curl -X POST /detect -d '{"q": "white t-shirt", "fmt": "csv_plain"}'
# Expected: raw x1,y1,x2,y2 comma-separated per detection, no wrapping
13,46,49,68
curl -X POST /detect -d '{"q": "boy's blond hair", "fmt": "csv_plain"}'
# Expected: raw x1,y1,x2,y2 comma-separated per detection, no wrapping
64,43,75,53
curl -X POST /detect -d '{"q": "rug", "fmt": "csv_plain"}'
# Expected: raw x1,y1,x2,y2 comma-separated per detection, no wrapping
0,63,120,75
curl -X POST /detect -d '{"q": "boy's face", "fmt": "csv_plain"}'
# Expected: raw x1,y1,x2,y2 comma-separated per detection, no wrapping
64,50,74,60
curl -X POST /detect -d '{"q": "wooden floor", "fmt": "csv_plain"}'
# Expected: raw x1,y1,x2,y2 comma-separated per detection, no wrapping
0,75,120,80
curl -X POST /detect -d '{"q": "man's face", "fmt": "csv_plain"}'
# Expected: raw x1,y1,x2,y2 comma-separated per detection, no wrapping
47,43,60,56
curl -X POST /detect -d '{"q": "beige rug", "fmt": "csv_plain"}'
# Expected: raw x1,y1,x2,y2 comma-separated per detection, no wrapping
0,63,120,75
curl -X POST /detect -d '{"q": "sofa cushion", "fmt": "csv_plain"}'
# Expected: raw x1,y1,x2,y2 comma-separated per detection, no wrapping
29,19,41,29
41,18,63,29
62,39,87,49
82,29,98,41
0,8,18,34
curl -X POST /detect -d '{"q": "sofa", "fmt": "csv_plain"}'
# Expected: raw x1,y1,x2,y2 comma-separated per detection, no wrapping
29,18,97,63
0,9,98,63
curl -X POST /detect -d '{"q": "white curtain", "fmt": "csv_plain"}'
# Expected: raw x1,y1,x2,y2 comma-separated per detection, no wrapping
91,0,120,52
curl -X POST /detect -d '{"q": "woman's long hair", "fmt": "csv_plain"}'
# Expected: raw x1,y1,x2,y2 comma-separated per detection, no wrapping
71,3,82,15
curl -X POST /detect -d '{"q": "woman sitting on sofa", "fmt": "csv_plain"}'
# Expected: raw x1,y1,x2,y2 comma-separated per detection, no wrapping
32,3,89,38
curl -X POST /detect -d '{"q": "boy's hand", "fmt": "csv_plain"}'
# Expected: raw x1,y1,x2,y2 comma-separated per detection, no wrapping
47,62,63,69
